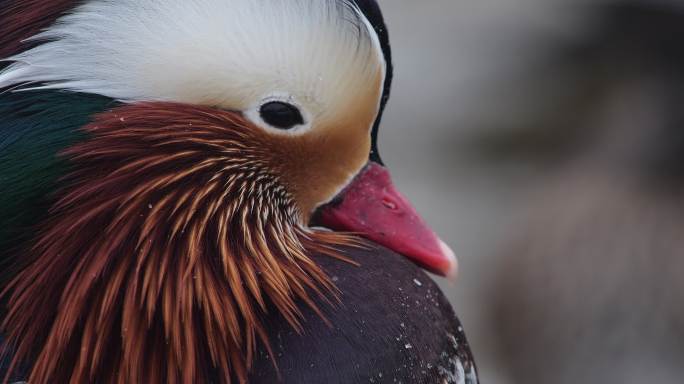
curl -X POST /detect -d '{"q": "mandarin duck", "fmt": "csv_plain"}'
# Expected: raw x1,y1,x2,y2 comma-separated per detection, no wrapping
0,1,478,383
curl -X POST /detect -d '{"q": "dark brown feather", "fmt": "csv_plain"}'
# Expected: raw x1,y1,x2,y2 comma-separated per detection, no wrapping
0,0,80,60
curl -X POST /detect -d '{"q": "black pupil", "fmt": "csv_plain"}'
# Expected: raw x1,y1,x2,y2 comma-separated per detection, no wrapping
259,101,304,129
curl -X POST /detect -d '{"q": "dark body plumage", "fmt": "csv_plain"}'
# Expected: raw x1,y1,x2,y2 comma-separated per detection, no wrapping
249,245,477,384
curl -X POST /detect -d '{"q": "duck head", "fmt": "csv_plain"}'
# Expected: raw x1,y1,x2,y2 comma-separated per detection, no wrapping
0,0,456,382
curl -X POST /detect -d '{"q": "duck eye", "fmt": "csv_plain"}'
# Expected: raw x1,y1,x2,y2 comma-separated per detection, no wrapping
259,101,305,130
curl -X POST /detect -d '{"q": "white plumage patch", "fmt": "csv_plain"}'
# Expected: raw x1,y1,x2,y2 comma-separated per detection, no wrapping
0,0,384,124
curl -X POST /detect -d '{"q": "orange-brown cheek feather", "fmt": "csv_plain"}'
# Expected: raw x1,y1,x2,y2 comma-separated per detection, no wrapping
277,70,384,218
275,128,371,219
0,103,358,384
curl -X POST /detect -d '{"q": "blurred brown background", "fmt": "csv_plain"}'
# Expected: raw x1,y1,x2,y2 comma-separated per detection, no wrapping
379,0,684,383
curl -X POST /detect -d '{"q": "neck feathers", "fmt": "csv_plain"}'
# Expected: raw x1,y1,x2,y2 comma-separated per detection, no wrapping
1,103,356,383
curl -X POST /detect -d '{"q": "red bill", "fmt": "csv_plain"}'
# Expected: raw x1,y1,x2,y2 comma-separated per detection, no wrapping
316,162,458,278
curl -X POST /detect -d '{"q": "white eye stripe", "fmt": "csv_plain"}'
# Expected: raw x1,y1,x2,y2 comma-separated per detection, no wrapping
0,0,385,117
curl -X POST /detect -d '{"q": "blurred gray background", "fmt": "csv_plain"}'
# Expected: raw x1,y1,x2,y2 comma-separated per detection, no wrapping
379,0,684,383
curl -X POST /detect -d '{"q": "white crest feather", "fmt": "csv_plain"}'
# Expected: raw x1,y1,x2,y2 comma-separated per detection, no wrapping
0,0,385,121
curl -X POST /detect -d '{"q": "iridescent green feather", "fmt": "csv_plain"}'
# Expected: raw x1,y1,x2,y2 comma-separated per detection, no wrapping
0,90,116,286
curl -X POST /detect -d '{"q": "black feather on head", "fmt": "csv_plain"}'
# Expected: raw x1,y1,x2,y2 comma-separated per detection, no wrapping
352,0,393,164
